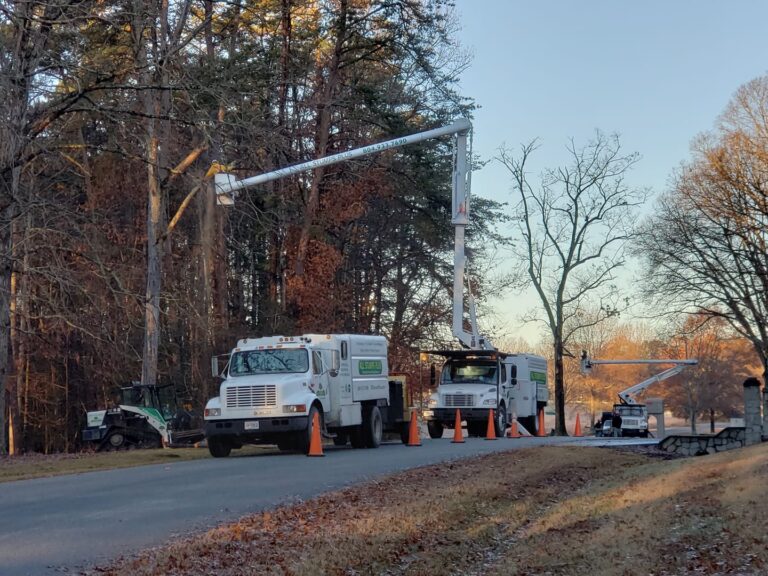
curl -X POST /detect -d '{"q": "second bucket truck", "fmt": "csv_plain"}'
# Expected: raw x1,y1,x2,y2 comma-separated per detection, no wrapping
423,350,548,438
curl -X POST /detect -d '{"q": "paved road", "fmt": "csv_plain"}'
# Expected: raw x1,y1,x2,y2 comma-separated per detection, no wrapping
0,435,654,575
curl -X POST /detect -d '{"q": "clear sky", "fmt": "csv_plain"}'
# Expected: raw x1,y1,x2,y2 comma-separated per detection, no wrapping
452,0,768,346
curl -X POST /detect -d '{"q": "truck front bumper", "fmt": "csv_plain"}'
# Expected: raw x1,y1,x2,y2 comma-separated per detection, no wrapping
427,408,494,423
205,416,309,439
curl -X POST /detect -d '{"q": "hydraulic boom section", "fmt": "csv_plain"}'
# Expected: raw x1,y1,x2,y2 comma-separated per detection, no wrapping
580,351,698,405
213,119,489,350
581,351,698,437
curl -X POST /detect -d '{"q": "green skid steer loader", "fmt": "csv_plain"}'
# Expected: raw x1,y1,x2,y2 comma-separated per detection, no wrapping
82,382,204,451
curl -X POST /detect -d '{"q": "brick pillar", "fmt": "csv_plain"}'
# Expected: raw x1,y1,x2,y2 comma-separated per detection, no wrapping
743,377,762,446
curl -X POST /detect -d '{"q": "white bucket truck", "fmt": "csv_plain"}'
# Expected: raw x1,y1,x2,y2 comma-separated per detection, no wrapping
580,351,698,437
424,350,549,438
204,334,394,457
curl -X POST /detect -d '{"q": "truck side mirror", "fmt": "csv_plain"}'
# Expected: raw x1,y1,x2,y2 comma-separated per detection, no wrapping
211,355,227,379
329,351,340,377
430,363,436,386
510,365,517,386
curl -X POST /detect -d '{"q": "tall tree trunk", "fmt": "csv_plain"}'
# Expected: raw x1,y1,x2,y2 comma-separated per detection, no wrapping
137,0,172,388
553,335,567,436
9,217,29,454
0,222,11,454
295,0,347,276
0,178,19,454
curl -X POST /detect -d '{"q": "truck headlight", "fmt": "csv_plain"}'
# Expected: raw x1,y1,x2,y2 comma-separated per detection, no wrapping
482,398,496,406
204,408,221,417
428,397,438,407
283,404,307,413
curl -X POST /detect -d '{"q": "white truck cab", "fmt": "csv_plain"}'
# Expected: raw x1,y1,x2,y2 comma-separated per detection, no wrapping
204,334,393,456
423,350,548,438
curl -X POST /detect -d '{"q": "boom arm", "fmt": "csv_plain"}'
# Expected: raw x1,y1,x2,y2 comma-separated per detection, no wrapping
580,351,698,405
214,119,489,350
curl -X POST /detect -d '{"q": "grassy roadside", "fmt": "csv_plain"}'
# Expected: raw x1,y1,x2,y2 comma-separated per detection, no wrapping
0,445,274,483
82,443,768,576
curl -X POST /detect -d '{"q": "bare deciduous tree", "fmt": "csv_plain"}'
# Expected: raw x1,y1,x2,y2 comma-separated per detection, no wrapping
638,75,768,387
498,132,646,435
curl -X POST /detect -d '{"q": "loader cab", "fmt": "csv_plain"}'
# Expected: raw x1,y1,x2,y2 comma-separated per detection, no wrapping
119,383,178,421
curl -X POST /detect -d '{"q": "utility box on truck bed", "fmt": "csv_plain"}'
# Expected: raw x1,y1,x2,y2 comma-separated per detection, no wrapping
204,334,403,456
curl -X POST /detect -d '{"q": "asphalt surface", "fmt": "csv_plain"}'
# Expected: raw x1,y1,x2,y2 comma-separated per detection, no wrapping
0,434,656,575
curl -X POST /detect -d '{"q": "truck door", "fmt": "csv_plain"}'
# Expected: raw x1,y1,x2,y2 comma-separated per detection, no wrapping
311,350,332,413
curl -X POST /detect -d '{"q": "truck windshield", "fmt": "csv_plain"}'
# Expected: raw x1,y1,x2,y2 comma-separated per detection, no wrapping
618,406,645,417
442,361,497,384
229,349,309,376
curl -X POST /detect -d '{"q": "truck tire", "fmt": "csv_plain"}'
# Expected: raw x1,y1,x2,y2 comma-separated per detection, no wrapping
427,421,444,439
362,406,382,448
494,405,507,438
208,436,232,458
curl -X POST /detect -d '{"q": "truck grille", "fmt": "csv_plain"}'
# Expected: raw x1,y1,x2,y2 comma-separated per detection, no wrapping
225,385,277,408
444,394,475,407
623,419,639,426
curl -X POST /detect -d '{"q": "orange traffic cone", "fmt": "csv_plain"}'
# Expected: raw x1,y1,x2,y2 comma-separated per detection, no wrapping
537,408,546,437
573,413,582,437
307,410,324,457
507,413,520,438
485,408,498,440
451,409,465,443
407,410,422,446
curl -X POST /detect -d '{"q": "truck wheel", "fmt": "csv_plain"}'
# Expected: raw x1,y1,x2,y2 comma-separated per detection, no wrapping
362,406,382,448
494,405,507,438
208,436,232,458
427,421,443,439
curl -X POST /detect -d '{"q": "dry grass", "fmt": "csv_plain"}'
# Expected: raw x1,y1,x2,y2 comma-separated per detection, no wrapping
81,443,768,576
0,445,273,483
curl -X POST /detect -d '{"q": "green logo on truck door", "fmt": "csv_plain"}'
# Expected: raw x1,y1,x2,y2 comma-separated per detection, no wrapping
530,371,547,384
358,360,382,375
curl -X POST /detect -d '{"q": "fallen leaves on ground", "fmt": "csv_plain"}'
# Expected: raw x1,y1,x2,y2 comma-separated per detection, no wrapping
81,444,768,576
